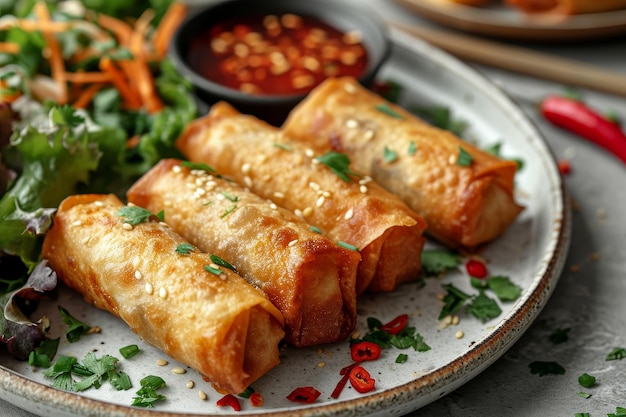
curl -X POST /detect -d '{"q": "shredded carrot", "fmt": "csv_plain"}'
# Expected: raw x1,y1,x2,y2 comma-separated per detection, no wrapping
95,13,134,46
99,57,142,109
0,18,71,33
0,42,19,54
152,2,188,59
126,134,141,149
34,1,68,104
128,9,164,113
72,83,104,109
64,71,112,84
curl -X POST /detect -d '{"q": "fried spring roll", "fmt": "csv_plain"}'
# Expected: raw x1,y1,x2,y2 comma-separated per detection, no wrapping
283,77,523,249
176,102,427,294
41,194,284,394
505,0,626,14
127,159,360,346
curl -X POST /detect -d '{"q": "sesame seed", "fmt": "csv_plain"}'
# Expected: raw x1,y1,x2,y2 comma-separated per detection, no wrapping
269,203,278,210
294,208,303,218
344,208,354,220
305,148,315,158
322,190,331,198
134,270,142,280
209,263,221,271
455,330,465,339
570,264,580,273
309,181,320,191
205,181,217,191
359,176,372,185
195,178,205,186
195,187,206,196
364,129,375,140
452,315,460,325
288,239,298,247
437,293,445,301
449,154,457,165
443,315,453,325
156,359,168,366
360,185,368,194
122,223,133,231
172,165,182,173
344,83,356,93
186,182,195,189
302,207,313,218
346,119,358,129
127,202,135,207
144,283,154,295
316,195,325,207
198,390,208,401
172,367,186,374
159,287,168,299
186,380,195,389
94,201,104,207
241,163,251,174
244,176,253,188
274,191,285,199
159,221,168,227
317,361,326,368
71,220,82,227
311,158,320,165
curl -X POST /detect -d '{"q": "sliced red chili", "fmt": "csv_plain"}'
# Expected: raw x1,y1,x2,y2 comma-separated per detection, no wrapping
380,314,408,335
350,341,382,362
331,363,358,399
465,258,488,278
558,160,572,175
249,392,264,407
216,393,241,411
349,365,375,394
286,386,321,404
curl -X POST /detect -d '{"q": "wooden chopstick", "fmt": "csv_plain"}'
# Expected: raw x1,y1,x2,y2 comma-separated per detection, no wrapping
390,21,626,98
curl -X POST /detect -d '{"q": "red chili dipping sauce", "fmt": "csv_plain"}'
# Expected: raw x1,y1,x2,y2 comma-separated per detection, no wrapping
187,13,368,96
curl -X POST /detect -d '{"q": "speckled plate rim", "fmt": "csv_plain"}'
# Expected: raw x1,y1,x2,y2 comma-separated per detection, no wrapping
0,27,571,417
394,0,626,41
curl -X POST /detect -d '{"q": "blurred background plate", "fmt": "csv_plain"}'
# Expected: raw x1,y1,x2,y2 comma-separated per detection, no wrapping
395,0,626,41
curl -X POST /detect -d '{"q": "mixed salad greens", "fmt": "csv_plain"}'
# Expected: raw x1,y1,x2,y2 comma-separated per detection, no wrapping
0,0,197,357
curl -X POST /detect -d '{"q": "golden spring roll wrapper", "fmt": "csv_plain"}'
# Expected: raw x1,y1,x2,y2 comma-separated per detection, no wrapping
41,194,284,394
282,77,523,249
505,0,626,14
175,102,427,294
127,159,360,346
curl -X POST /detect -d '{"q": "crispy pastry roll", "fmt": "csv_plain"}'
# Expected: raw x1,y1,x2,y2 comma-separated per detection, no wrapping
41,194,284,394
505,0,626,14
283,77,523,249
176,102,427,294
127,159,360,346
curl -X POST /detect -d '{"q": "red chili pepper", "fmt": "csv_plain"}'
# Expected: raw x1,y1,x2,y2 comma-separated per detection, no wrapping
380,314,408,335
558,159,572,175
350,341,382,362
216,394,241,411
349,365,376,394
249,392,264,407
331,363,359,399
540,95,626,164
465,258,488,278
286,386,321,404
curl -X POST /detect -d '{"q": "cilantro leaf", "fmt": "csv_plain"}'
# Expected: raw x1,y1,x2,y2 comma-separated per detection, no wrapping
606,347,626,361
116,206,158,225
421,249,460,277
456,146,473,166
374,103,404,119
529,361,566,376
132,375,167,408
486,276,522,302
181,161,216,173
383,146,398,163
58,306,92,343
315,152,360,182
549,327,570,344
175,243,194,255
210,254,236,272
608,407,626,417
467,291,502,323
411,105,467,137
438,284,471,320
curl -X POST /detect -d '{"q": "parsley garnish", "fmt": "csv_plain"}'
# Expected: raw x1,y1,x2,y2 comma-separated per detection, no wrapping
210,254,236,272
175,243,194,255
58,306,92,343
484,142,524,171
575,412,590,416
116,206,162,225
204,265,222,275
606,347,626,361
315,152,360,182
374,103,404,119
608,407,626,417
28,338,60,368
45,352,132,392
485,276,522,302
132,375,166,408
529,361,566,376
352,317,430,353
238,386,255,398
456,146,473,166
466,291,502,323
439,283,503,322
421,249,460,277
395,353,408,363
383,146,398,163
181,161,216,173
439,284,471,320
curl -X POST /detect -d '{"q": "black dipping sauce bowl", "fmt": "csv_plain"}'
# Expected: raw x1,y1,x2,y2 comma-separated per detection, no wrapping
169,0,391,125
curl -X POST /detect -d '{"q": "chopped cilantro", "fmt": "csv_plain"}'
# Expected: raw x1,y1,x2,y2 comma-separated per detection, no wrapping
181,161,216,173
575,412,590,417
119,344,140,359
549,327,570,344
375,79,403,103
484,142,525,171
220,191,239,202
383,146,398,163
421,249,460,277
220,204,236,218
529,361,566,376
204,265,222,275
374,103,404,119
273,143,292,151
175,243,194,255
408,141,416,156
315,152,360,182
132,375,166,408
210,254,236,272
238,386,255,398
608,407,626,417
395,353,408,364
28,338,60,368
578,373,596,388
606,347,626,361
576,392,592,399
58,306,92,343
467,291,502,323
337,241,359,252
310,225,322,234
486,276,522,302
438,284,471,320
353,317,430,354
116,206,159,225
45,352,132,392
456,146,473,166
411,105,467,137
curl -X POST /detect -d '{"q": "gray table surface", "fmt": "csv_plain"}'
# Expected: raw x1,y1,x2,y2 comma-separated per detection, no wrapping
3,1,626,416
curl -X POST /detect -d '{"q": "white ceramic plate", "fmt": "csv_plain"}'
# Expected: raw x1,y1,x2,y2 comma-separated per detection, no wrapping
0,28,570,417
395,0,626,41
